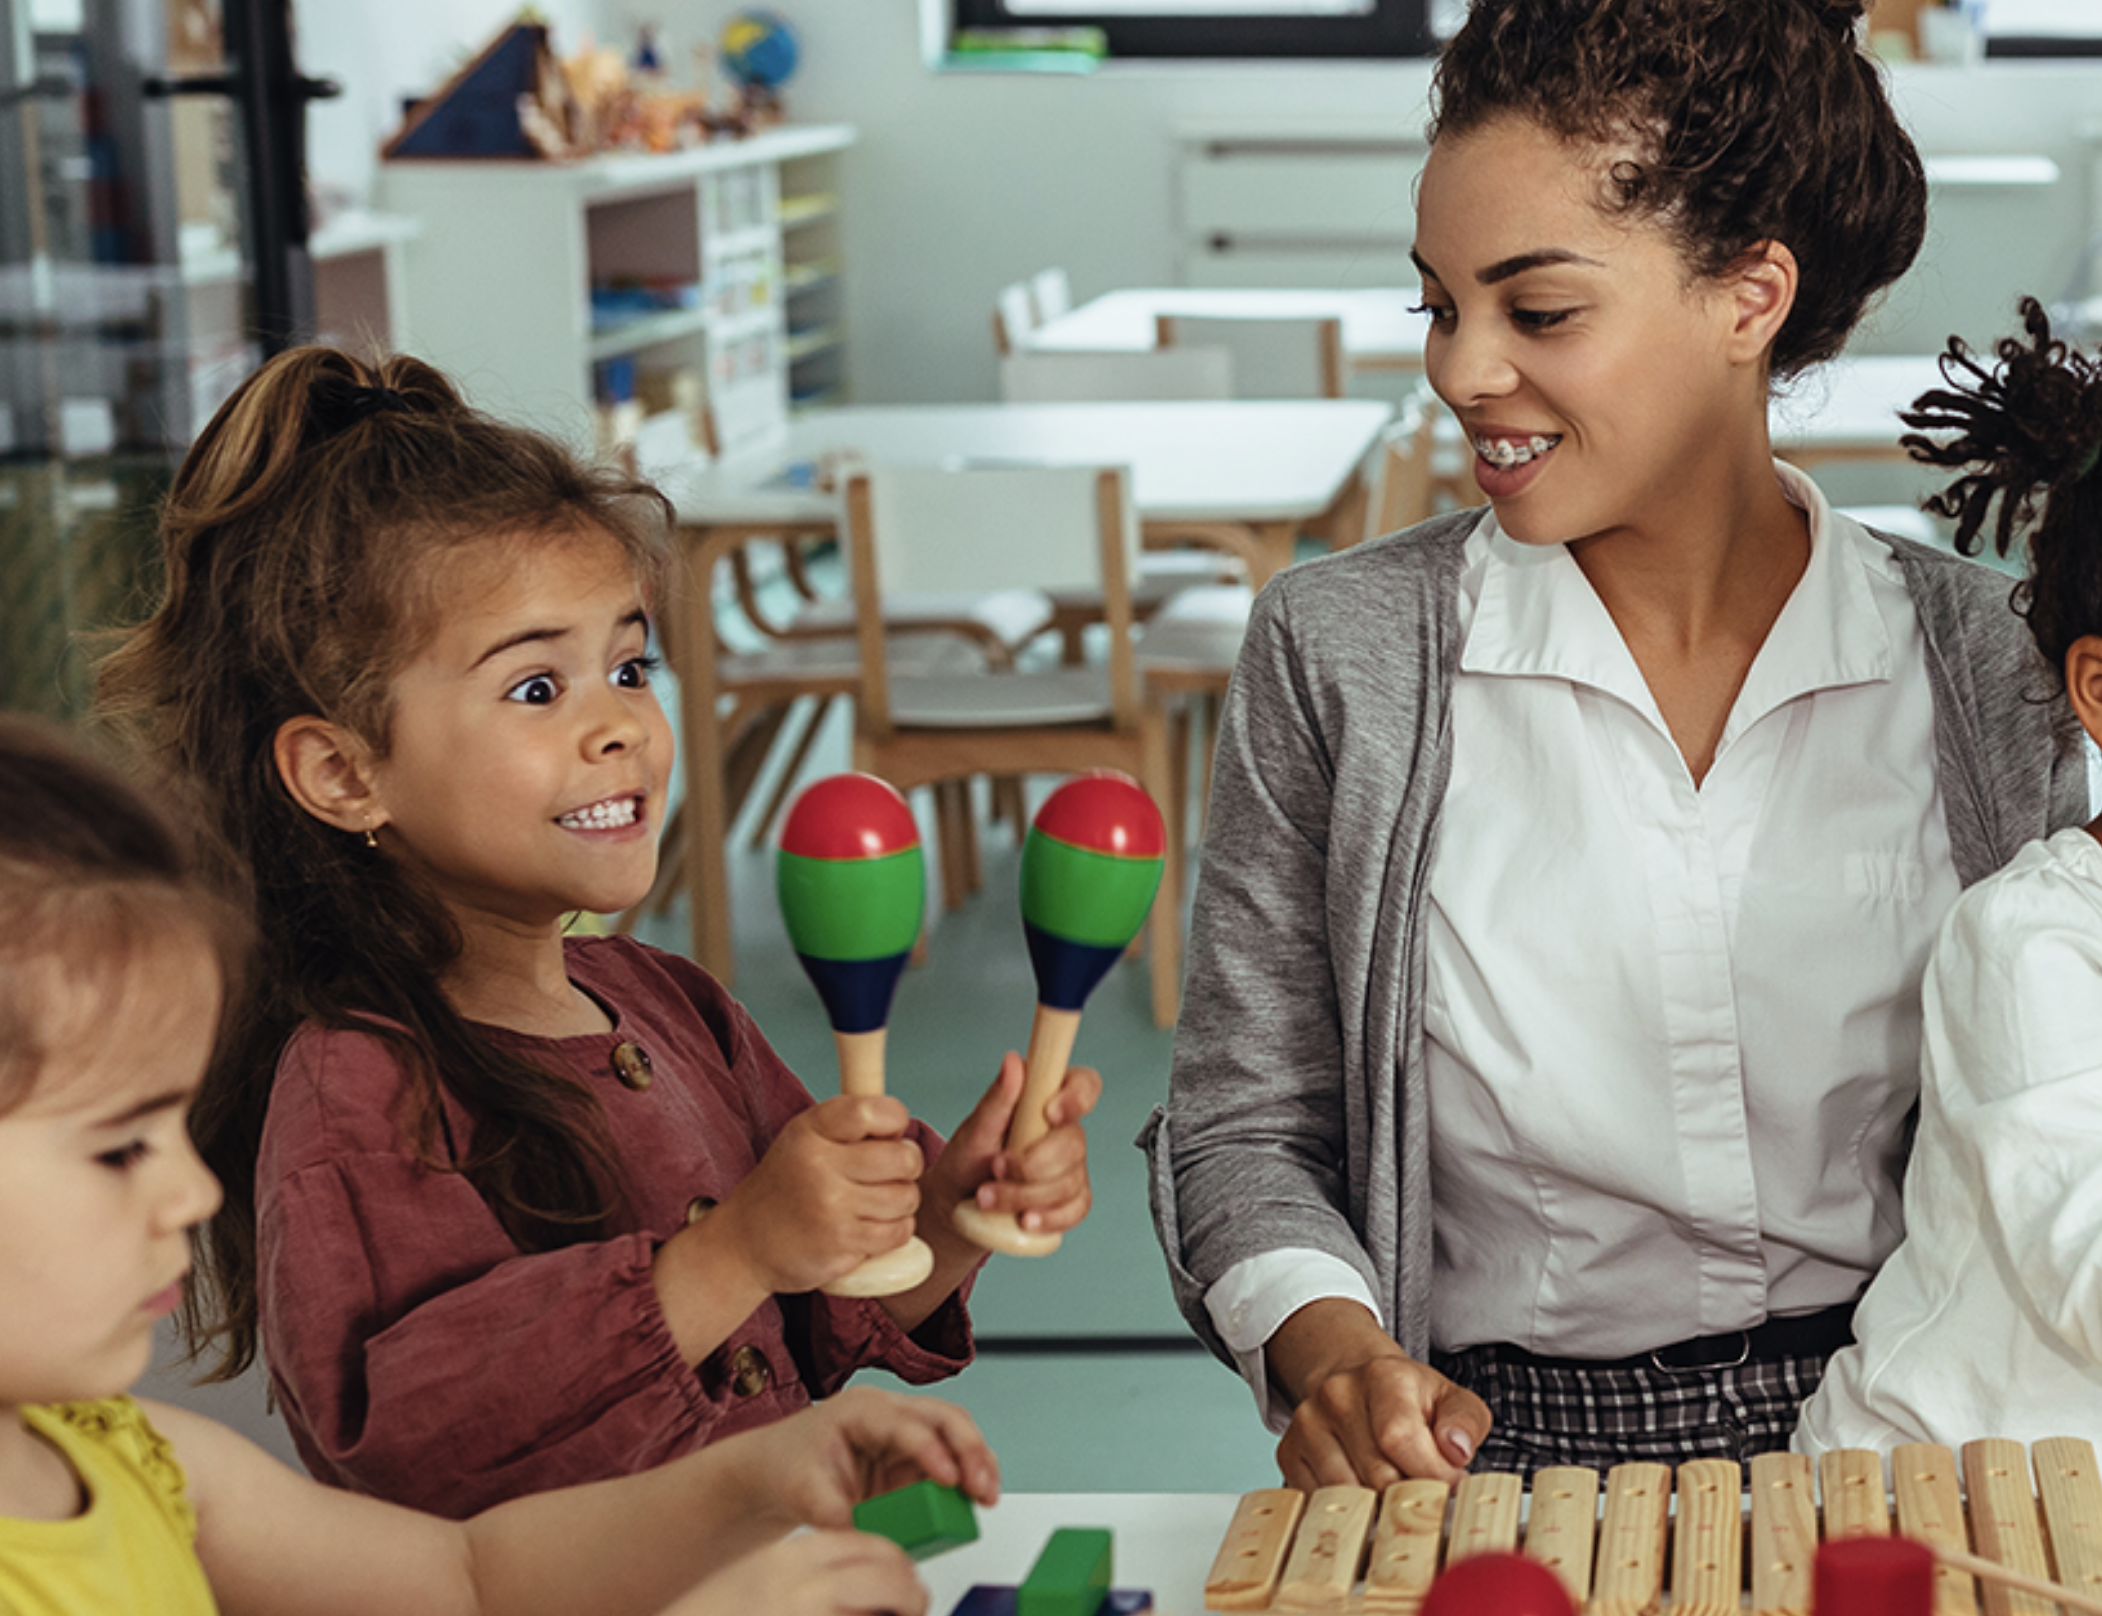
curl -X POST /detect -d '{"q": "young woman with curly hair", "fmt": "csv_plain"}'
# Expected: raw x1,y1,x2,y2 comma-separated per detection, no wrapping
1149,0,2087,1481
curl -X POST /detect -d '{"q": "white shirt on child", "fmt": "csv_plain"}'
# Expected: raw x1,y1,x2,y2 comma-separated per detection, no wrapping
1797,826,2102,1455
1208,466,1959,1428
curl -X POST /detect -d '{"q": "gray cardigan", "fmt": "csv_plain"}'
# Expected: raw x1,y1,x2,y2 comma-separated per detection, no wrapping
1144,508,2089,1369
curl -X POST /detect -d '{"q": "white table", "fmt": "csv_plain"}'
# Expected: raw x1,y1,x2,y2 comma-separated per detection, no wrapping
651,398,1393,979
1025,288,1427,373
916,1492,1237,1615
1771,353,1948,469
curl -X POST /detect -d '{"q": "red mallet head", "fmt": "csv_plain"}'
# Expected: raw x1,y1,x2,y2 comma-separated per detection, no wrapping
1422,1553,1577,1616
1814,1536,1934,1616
776,774,924,1034
1018,772,1166,1012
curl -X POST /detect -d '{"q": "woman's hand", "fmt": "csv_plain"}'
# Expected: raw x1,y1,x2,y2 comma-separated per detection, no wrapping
659,1532,926,1616
1268,1300,1491,1487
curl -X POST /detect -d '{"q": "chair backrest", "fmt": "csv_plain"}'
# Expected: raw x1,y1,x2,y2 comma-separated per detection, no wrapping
1157,313,1345,399
999,347,1233,403
844,464,1142,730
991,280,1039,355
1367,386,1436,541
1030,266,1072,322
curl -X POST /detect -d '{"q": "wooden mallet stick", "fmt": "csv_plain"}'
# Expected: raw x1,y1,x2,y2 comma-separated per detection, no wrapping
777,773,935,1297
953,772,1164,1257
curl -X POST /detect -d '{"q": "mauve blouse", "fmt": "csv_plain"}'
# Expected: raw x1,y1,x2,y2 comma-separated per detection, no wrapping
254,935,972,1518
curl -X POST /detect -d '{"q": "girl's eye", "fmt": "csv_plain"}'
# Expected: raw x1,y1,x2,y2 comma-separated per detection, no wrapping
613,652,662,690
1513,307,1575,332
97,1140,150,1171
505,674,561,705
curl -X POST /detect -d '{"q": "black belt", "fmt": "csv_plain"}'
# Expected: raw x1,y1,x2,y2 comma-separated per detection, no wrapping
1481,1300,1856,1376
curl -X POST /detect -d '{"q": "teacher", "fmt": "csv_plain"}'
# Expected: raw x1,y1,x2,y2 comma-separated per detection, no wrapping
1145,0,2085,1486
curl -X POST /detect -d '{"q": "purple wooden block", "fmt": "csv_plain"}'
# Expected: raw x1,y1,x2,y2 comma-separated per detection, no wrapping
945,1590,1152,1616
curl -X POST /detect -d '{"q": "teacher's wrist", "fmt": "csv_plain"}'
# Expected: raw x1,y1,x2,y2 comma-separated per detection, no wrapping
1265,1297,1409,1408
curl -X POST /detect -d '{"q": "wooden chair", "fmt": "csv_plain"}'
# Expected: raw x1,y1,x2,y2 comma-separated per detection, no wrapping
1156,313,1346,399
843,463,1181,1024
991,280,1039,356
1134,581,1253,1026
1363,385,1438,541
623,529,993,985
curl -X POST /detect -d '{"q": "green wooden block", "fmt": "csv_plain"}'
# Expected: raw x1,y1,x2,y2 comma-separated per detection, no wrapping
1018,1527,1113,1616
851,1480,979,1560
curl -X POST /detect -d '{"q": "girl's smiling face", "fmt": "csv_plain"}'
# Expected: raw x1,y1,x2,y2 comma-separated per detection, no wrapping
0,938,222,1407
1413,114,1775,549
360,528,674,934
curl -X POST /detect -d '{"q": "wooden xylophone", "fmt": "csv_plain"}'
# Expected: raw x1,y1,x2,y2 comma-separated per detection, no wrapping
1203,1439,2102,1614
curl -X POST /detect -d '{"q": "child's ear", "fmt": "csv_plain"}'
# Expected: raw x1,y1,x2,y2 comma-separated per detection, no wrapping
275,716,387,837
1724,240,1799,365
2065,636,2102,751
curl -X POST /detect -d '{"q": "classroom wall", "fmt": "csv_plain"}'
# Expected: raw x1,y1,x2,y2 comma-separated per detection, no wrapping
304,2,2101,406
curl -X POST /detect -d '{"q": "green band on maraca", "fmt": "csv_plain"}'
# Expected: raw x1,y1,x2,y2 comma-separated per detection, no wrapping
1020,834,1164,949
777,846,924,960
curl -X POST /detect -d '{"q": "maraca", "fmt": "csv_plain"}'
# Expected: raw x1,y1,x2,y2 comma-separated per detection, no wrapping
777,772,936,1297
953,770,1165,1256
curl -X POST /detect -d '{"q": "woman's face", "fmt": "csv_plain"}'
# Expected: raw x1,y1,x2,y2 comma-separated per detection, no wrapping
1413,115,1766,548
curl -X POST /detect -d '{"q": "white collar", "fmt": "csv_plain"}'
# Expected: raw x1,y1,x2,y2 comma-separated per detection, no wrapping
1460,461,1894,747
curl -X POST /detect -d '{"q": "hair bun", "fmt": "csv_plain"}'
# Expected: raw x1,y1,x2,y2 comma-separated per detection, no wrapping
1801,0,1866,35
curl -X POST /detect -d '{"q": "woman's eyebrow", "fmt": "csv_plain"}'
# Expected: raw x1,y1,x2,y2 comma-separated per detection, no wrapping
1410,246,1605,285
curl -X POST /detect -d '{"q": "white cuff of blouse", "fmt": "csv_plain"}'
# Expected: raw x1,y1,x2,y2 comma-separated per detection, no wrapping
1205,1248,1385,1435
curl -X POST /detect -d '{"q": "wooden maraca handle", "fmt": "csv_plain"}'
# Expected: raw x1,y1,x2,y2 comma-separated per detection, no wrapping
821,1027,936,1297
951,1005,1079,1258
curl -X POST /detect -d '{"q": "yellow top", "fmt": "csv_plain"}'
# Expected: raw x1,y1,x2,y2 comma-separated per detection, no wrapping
0,1398,218,1615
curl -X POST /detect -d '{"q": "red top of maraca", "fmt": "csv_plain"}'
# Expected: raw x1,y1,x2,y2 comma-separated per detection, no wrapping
1033,771,1166,859
779,773,920,860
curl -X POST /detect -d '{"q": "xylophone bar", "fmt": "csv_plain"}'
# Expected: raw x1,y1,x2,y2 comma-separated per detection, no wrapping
1201,1438,2102,1614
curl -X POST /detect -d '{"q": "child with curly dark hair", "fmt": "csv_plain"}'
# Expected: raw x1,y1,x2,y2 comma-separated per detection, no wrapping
1798,299,2102,1453
1149,0,2086,1484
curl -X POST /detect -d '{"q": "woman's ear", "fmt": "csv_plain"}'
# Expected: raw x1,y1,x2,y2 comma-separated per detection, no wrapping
275,716,386,836
2064,636,2102,751
1724,240,1799,364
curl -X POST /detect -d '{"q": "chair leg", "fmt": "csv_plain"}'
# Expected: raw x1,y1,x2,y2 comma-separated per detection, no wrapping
1142,701,1185,1029
934,780,970,911
744,696,834,850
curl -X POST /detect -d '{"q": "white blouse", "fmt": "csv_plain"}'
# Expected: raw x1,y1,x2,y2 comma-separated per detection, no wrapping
1797,827,2102,1455
1208,465,1960,1424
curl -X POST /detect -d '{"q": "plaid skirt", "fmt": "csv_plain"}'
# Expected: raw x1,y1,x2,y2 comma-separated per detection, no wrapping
1430,1342,1831,1477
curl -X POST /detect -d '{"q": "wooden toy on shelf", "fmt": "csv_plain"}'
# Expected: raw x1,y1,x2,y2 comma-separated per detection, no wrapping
776,772,934,1297
951,772,1164,1258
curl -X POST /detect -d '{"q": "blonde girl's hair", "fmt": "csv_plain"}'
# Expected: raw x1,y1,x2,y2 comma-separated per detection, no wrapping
96,346,676,1379
0,714,247,1116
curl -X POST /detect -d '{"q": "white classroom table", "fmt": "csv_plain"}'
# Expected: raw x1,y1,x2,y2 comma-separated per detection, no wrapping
1024,287,1428,373
650,398,1394,981
916,1492,1238,1615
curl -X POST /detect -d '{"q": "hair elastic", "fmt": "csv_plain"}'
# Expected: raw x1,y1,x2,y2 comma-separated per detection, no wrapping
342,383,410,422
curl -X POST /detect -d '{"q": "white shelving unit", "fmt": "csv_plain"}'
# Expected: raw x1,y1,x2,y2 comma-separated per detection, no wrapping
379,125,855,453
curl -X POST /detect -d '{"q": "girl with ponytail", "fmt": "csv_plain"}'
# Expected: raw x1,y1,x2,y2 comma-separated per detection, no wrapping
98,347,1097,1518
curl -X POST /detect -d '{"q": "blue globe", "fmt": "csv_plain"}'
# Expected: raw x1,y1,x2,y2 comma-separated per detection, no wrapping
721,11,799,90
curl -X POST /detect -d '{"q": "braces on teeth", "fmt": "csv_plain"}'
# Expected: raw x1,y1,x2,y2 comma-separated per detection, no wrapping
1476,434,1561,468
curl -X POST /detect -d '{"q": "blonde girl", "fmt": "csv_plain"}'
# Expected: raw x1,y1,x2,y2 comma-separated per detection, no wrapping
0,714,999,1616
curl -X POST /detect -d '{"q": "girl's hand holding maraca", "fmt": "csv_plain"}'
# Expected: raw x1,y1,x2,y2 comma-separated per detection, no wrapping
708,1094,930,1296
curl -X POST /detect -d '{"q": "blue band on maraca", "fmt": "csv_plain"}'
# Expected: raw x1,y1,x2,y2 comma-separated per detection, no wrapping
1024,922,1127,1014
795,950,914,1035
